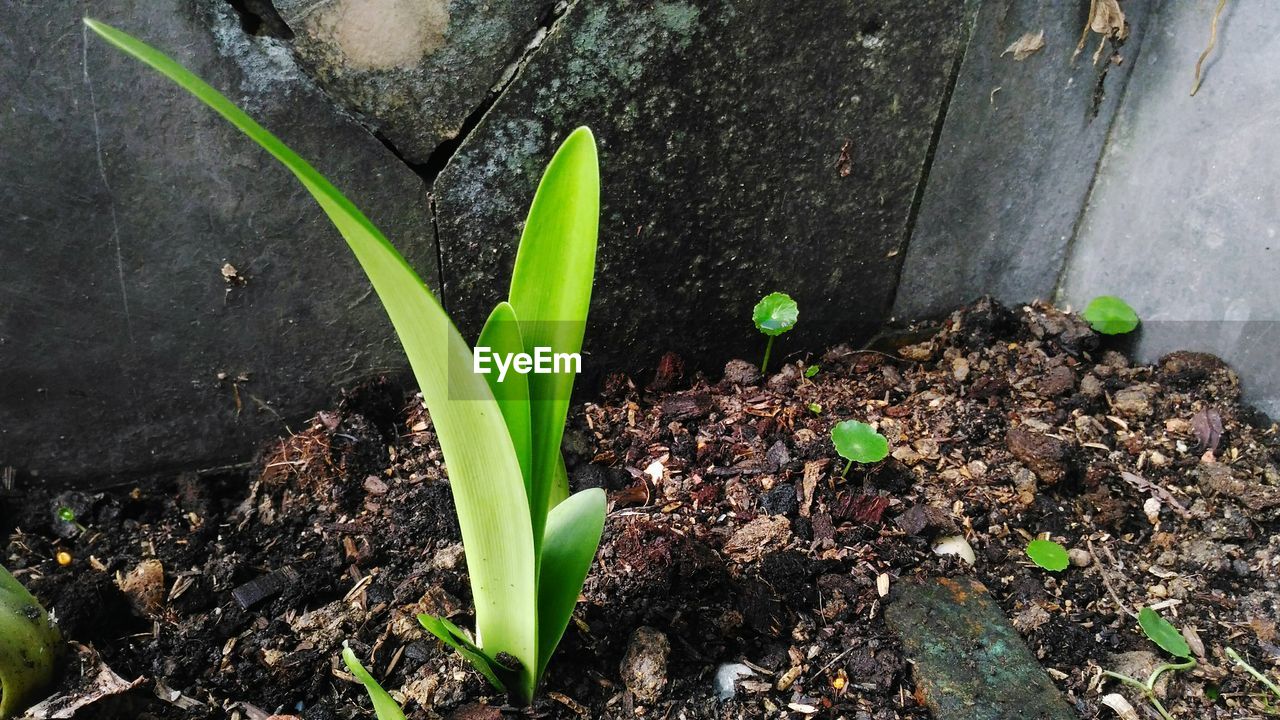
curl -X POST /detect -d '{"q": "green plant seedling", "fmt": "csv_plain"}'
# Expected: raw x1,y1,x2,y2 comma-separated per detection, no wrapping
804,365,820,379
1083,296,1140,335
84,19,607,706
807,403,822,415
752,292,798,375
0,566,62,718
830,420,889,477
1025,539,1069,572
341,644,406,720
1102,607,1195,720
56,507,85,533
1225,647,1280,703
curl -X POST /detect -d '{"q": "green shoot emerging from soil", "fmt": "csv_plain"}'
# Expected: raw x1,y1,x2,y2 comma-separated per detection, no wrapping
830,420,889,477
752,292,798,375
1103,607,1196,720
1225,647,1280,703
1025,539,1069,571
85,19,606,707
1083,296,1140,334
341,644,405,720
0,566,62,719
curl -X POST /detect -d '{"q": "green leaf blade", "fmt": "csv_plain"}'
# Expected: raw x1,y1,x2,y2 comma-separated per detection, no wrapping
507,128,600,544
83,18,539,691
478,302,534,496
1025,539,1070,572
1139,607,1191,658
535,488,606,682
1083,296,1140,335
418,615,511,694
341,644,407,720
753,292,799,336
831,420,889,464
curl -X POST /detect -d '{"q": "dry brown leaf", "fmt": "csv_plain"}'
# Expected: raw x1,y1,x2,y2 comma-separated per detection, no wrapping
25,644,143,718
1002,30,1046,61
1075,0,1129,63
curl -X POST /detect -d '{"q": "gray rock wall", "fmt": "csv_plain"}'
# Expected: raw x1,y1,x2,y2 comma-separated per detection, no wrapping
7,0,1278,483
435,0,971,376
0,0,437,480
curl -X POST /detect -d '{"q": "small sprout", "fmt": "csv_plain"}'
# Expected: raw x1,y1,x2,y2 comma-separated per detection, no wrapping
1101,607,1196,720
830,420,889,477
341,642,406,720
932,535,976,565
1083,296,1139,335
807,403,822,414
1225,647,1280,702
1138,606,1191,659
1025,539,1069,572
56,506,85,533
752,292,798,375
804,365,820,379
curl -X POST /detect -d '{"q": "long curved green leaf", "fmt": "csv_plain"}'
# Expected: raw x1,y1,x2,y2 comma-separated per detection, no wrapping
341,644,407,720
418,615,509,693
478,302,533,496
535,488,606,680
82,18,537,691
508,128,599,545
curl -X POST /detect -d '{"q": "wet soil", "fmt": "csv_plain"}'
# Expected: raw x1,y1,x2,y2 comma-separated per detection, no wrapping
5,299,1279,719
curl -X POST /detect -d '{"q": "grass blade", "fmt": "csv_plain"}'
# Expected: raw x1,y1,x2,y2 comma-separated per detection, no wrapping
478,302,533,496
508,128,599,545
535,488,606,681
341,644,407,720
82,18,538,691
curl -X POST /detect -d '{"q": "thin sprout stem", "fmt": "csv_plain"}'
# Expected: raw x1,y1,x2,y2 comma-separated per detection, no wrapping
842,459,852,478
761,336,775,376
1227,647,1280,700
1102,659,1195,720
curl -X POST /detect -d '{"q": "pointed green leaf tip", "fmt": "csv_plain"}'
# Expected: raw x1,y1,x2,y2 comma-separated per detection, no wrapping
341,644,407,720
1025,539,1069,572
1138,607,1191,659
1082,295,1139,335
831,420,889,464
752,292,799,336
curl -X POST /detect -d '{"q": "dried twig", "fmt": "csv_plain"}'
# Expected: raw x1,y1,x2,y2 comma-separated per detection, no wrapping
1088,538,1139,619
1191,0,1228,96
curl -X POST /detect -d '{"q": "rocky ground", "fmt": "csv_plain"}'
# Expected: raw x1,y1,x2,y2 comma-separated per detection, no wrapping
5,298,1278,719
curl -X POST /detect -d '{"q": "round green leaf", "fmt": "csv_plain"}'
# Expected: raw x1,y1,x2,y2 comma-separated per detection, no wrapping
1025,539,1069,572
1139,606,1191,658
753,292,799,336
830,420,889,464
1082,296,1139,335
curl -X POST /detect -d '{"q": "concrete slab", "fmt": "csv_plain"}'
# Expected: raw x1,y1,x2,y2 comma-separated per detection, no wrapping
894,0,1151,320
1058,0,1280,416
0,1,436,481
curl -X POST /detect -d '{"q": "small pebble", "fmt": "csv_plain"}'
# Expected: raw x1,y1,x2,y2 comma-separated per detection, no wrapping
1067,549,1092,567
932,535,976,565
620,626,670,703
713,663,754,700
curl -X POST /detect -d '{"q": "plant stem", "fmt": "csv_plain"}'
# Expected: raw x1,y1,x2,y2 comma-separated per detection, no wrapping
761,336,775,376
842,459,852,478
1227,647,1280,700
1102,659,1195,720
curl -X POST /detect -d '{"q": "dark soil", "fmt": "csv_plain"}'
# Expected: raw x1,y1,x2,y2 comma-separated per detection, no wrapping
5,299,1279,719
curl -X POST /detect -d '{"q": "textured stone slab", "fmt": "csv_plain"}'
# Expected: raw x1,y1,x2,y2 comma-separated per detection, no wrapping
435,0,970,378
0,1,435,480
274,0,544,164
893,0,1152,320
885,576,1076,720
1058,0,1280,416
